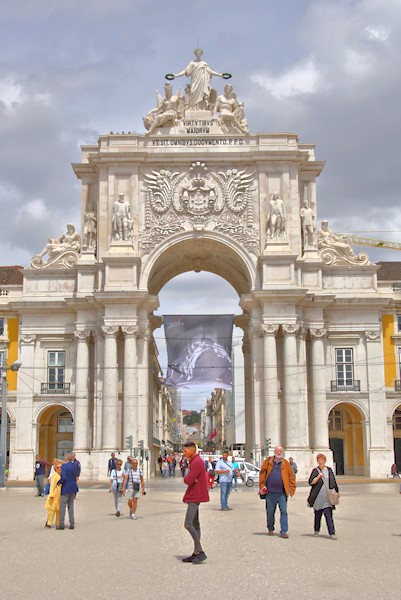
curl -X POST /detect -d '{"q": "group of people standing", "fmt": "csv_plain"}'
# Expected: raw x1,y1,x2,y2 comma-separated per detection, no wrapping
44,453,80,530
180,442,340,565
107,453,146,519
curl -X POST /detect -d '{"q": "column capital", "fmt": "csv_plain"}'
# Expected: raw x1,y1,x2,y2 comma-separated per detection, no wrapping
282,324,300,336
248,323,263,338
74,329,91,341
138,325,151,341
365,330,381,342
298,327,307,341
121,325,139,338
261,324,279,337
21,334,36,344
309,328,327,339
101,325,119,338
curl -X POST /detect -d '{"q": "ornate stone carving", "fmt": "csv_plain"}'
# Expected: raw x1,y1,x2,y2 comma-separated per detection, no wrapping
317,220,370,266
309,328,327,339
112,194,133,241
121,326,139,338
21,334,36,344
140,161,259,254
248,323,264,338
167,48,226,111
266,193,286,241
214,84,249,134
300,200,315,248
365,331,381,342
74,330,90,341
138,325,151,341
82,211,97,250
298,327,307,341
143,83,182,135
101,325,119,337
30,224,81,269
282,324,300,336
261,324,279,336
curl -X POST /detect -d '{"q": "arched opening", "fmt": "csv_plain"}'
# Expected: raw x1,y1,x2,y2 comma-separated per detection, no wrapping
37,405,74,462
392,405,401,472
328,403,365,476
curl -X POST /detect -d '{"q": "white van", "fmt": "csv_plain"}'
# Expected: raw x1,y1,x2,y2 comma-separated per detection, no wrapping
236,460,260,487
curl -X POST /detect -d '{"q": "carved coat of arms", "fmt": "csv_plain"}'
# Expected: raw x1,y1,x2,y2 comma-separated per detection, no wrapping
139,161,259,254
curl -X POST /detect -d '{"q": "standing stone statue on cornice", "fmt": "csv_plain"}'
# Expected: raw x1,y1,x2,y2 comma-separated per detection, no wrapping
112,194,133,241
167,48,228,111
266,193,286,240
300,199,315,248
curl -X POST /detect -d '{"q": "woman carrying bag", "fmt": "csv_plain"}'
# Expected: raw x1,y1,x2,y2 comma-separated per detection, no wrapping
110,459,127,517
307,453,339,540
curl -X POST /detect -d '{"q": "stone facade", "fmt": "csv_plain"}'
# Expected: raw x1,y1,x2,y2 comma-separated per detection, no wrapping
2,59,401,479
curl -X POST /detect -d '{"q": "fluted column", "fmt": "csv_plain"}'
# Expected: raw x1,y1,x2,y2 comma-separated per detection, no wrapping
73,330,90,451
249,323,263,460
102,325,119,450
310,328,329,449
282,324,300,448
137,324,150,449
262,324,280,449
122,325,138,448
297,327,309,448
365,331,387,450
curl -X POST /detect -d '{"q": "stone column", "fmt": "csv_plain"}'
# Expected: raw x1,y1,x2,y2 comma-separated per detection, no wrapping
73,330,90,452
249,324,263,460
122,326,138,448
310,328,329,449
101,326,119,451
242,335,253,460
137,324,150,449
262,324,280,450
282,324,300,448
297,328,309,448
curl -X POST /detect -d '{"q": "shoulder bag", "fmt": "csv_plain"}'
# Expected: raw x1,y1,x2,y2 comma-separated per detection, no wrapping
319,468,339,506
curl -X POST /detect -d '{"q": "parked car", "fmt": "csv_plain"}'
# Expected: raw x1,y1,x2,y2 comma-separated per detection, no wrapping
238,461,260,487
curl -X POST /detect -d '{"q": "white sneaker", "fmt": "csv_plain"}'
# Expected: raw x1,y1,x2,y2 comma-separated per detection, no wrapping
131,514,138,520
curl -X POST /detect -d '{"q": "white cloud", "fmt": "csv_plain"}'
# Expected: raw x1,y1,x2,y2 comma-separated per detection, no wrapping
0,77,23,110
251,58,322,100
17,198,47,222
365,26,389,42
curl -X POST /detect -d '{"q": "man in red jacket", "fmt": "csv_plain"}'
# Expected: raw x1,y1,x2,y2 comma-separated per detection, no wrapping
182,440,209,564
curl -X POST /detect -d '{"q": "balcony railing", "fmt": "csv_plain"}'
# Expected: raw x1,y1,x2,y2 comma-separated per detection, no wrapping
41,383,71,394
331,380,360,392
395,380,401,391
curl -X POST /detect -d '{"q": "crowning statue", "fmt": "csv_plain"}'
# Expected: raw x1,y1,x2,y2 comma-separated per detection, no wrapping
317,220,370,266
30,224,81,269
142,48,249,135
169,48,226,110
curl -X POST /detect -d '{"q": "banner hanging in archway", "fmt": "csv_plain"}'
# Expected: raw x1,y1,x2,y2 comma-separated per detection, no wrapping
163,314,234,390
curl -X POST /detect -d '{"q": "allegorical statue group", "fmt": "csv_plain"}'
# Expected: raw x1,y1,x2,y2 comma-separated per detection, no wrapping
143,48,249,135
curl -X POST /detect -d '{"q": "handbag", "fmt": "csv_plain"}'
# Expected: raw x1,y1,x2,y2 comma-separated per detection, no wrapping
114,470,124,493
131,470,141,491
319,468,340,506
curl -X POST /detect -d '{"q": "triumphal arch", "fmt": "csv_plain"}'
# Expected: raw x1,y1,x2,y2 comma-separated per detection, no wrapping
11,50,393,479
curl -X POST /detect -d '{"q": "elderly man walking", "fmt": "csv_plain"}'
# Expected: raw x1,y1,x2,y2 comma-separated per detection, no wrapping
57,453,79,530
259,445,296,538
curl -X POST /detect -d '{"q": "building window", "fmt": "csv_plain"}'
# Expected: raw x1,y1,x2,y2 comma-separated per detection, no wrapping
58,411,73,433
56,439,73,460
48,351,65,391
335,348,354,387
0,318,4,336
393,409,401,430
329,408,343,431
397,315,401,333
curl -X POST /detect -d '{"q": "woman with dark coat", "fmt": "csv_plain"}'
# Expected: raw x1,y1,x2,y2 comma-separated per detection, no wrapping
307,453,339,540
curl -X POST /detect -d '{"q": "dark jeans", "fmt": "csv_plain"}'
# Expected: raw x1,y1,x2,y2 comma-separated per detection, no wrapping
184,502,203,554
314,506,335,535
60,493,76,527
265,492,288,534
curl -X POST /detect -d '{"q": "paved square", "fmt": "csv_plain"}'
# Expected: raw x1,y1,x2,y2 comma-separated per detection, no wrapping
0,479,400,600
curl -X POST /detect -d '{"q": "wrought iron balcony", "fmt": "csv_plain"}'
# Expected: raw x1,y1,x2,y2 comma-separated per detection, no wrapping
41,383,71,394
330,380,360,392
395,380,401,391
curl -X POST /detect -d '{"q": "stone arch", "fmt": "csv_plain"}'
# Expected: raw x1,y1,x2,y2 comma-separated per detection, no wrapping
36,403,74,462
140,231,257,296
328,401,366,476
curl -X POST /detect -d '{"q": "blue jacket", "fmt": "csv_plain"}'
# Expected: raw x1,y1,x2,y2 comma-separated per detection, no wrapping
58,461,79,495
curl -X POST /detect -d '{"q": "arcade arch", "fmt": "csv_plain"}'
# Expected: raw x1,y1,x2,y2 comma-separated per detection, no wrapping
328,403,365,476
37,404,74,461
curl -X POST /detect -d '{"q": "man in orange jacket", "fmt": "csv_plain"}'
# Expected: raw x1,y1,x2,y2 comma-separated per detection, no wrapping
259,445,296,538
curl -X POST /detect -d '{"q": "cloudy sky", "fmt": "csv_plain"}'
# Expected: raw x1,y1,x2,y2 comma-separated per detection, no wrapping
1,0,401,407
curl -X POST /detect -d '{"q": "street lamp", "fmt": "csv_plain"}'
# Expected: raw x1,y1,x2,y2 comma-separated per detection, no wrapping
0,359,21,487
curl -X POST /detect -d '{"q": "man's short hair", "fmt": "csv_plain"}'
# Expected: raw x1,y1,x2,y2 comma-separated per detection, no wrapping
183,441,196,449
